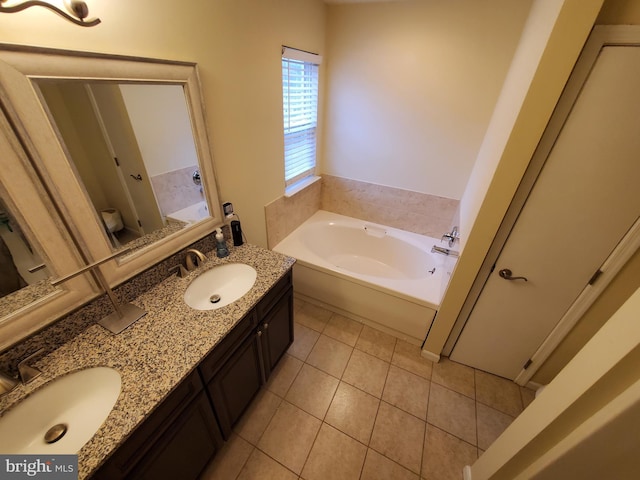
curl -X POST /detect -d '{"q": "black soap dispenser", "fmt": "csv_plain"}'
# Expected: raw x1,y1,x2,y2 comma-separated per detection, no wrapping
231,220,243,246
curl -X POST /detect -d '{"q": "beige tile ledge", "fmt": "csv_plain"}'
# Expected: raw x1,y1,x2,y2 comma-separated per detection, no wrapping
0,242,295,480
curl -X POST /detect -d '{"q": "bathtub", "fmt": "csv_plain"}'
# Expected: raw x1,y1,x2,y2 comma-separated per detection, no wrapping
166,201,209,224
273,210,448,343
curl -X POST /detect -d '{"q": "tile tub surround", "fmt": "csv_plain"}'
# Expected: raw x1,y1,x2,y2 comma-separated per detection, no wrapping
265,178,322,248
264,174,459,249
0,242,295,479
150,164,204,217
321,175,460,239
201,298,536,480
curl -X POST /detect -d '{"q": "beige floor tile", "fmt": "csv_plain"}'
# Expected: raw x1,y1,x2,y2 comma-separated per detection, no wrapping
295,301,333,333
391,340,433,379
370,402,425,474
476,403,515,451
427,383,477,445
355,325,397,362
325,381,380,444
342,349,390,398
237,448,298,480
301,424,367,480
199,433,253,480
422,424,478,480
475,370,523,417
306,334,353,378
287,323,320,361
234,389,282,445
257,401,322,474
382,365,430,420
521,386,536,409
285,364,339,419
294,296,305,319
432,358,475,399
323,314,363,347
266,353,303,397
360,449,419,480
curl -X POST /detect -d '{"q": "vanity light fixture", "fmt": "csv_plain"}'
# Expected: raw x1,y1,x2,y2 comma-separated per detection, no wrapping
0,0,100,27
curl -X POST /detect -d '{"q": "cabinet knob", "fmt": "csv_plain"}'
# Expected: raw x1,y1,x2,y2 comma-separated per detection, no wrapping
257,330,262,337
263,323,269,330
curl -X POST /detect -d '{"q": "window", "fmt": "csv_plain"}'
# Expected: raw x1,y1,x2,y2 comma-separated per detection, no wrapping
282,47,321,190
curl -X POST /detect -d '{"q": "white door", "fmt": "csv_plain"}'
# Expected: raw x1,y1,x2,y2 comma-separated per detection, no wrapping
450,45,640,380
88,84,165,234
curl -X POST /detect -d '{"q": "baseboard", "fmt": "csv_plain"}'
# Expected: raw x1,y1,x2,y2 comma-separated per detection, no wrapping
421,349,441,363
463,465,473,480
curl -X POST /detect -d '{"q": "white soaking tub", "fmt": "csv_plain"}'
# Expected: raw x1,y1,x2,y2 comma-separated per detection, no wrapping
273,210,447,343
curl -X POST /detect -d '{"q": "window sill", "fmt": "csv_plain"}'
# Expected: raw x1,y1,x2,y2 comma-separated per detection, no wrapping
284,175,321,198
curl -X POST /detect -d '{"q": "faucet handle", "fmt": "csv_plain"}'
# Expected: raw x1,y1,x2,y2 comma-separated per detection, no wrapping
169,264,189,278
441,226,460,247
18,348,44,384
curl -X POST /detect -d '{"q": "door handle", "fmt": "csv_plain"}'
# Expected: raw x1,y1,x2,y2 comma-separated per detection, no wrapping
130,174,142,181
499,269,528,282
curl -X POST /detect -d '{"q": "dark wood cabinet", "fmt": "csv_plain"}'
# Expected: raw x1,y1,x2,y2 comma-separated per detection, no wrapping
207,329,264,438
259,286,294,378
91,269,294,480
126,392,222,480
203,270,293,439
93,370,223,480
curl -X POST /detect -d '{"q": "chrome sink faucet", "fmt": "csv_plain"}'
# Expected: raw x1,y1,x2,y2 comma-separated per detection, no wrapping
185,249,207,271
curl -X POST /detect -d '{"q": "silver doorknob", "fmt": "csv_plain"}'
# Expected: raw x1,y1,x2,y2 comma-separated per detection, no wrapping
498,269,528,281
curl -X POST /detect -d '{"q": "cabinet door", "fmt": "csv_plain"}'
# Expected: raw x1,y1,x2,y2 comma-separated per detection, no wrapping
126,392,223,480
261,286,294,379
92,371,221,480
208,331,263,439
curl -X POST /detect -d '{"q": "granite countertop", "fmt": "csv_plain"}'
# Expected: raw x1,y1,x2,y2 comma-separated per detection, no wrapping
0,243,296,479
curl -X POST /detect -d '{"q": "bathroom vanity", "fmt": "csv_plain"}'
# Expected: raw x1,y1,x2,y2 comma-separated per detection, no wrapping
0,44,295,479
93,267,293,480
0,243,295,480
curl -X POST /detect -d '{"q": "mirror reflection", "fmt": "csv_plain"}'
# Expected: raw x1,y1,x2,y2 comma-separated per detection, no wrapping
36,81,210,250
0,196,54,305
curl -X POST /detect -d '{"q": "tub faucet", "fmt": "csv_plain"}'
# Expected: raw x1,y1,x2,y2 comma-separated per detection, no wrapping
432,245,459,258
441,226,460,247
185,249,207,271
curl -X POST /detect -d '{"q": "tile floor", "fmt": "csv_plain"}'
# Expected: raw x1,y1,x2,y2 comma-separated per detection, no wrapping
200,299,536,480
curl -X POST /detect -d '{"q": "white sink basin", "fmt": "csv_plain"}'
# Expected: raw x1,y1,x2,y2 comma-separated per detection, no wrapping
184,263,257,310
0,367,121,454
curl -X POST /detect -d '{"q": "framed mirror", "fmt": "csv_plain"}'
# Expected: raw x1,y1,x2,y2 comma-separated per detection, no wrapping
0,45,223,287
0,106,97,351
37,81,208,249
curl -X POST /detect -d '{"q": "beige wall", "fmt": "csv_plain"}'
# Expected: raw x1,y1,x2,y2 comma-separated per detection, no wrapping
598,0,640,22
0,0,326,248
322,0,531,200
423,0,605,357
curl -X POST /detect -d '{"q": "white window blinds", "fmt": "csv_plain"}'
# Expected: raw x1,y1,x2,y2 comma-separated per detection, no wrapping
282,47,321,188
